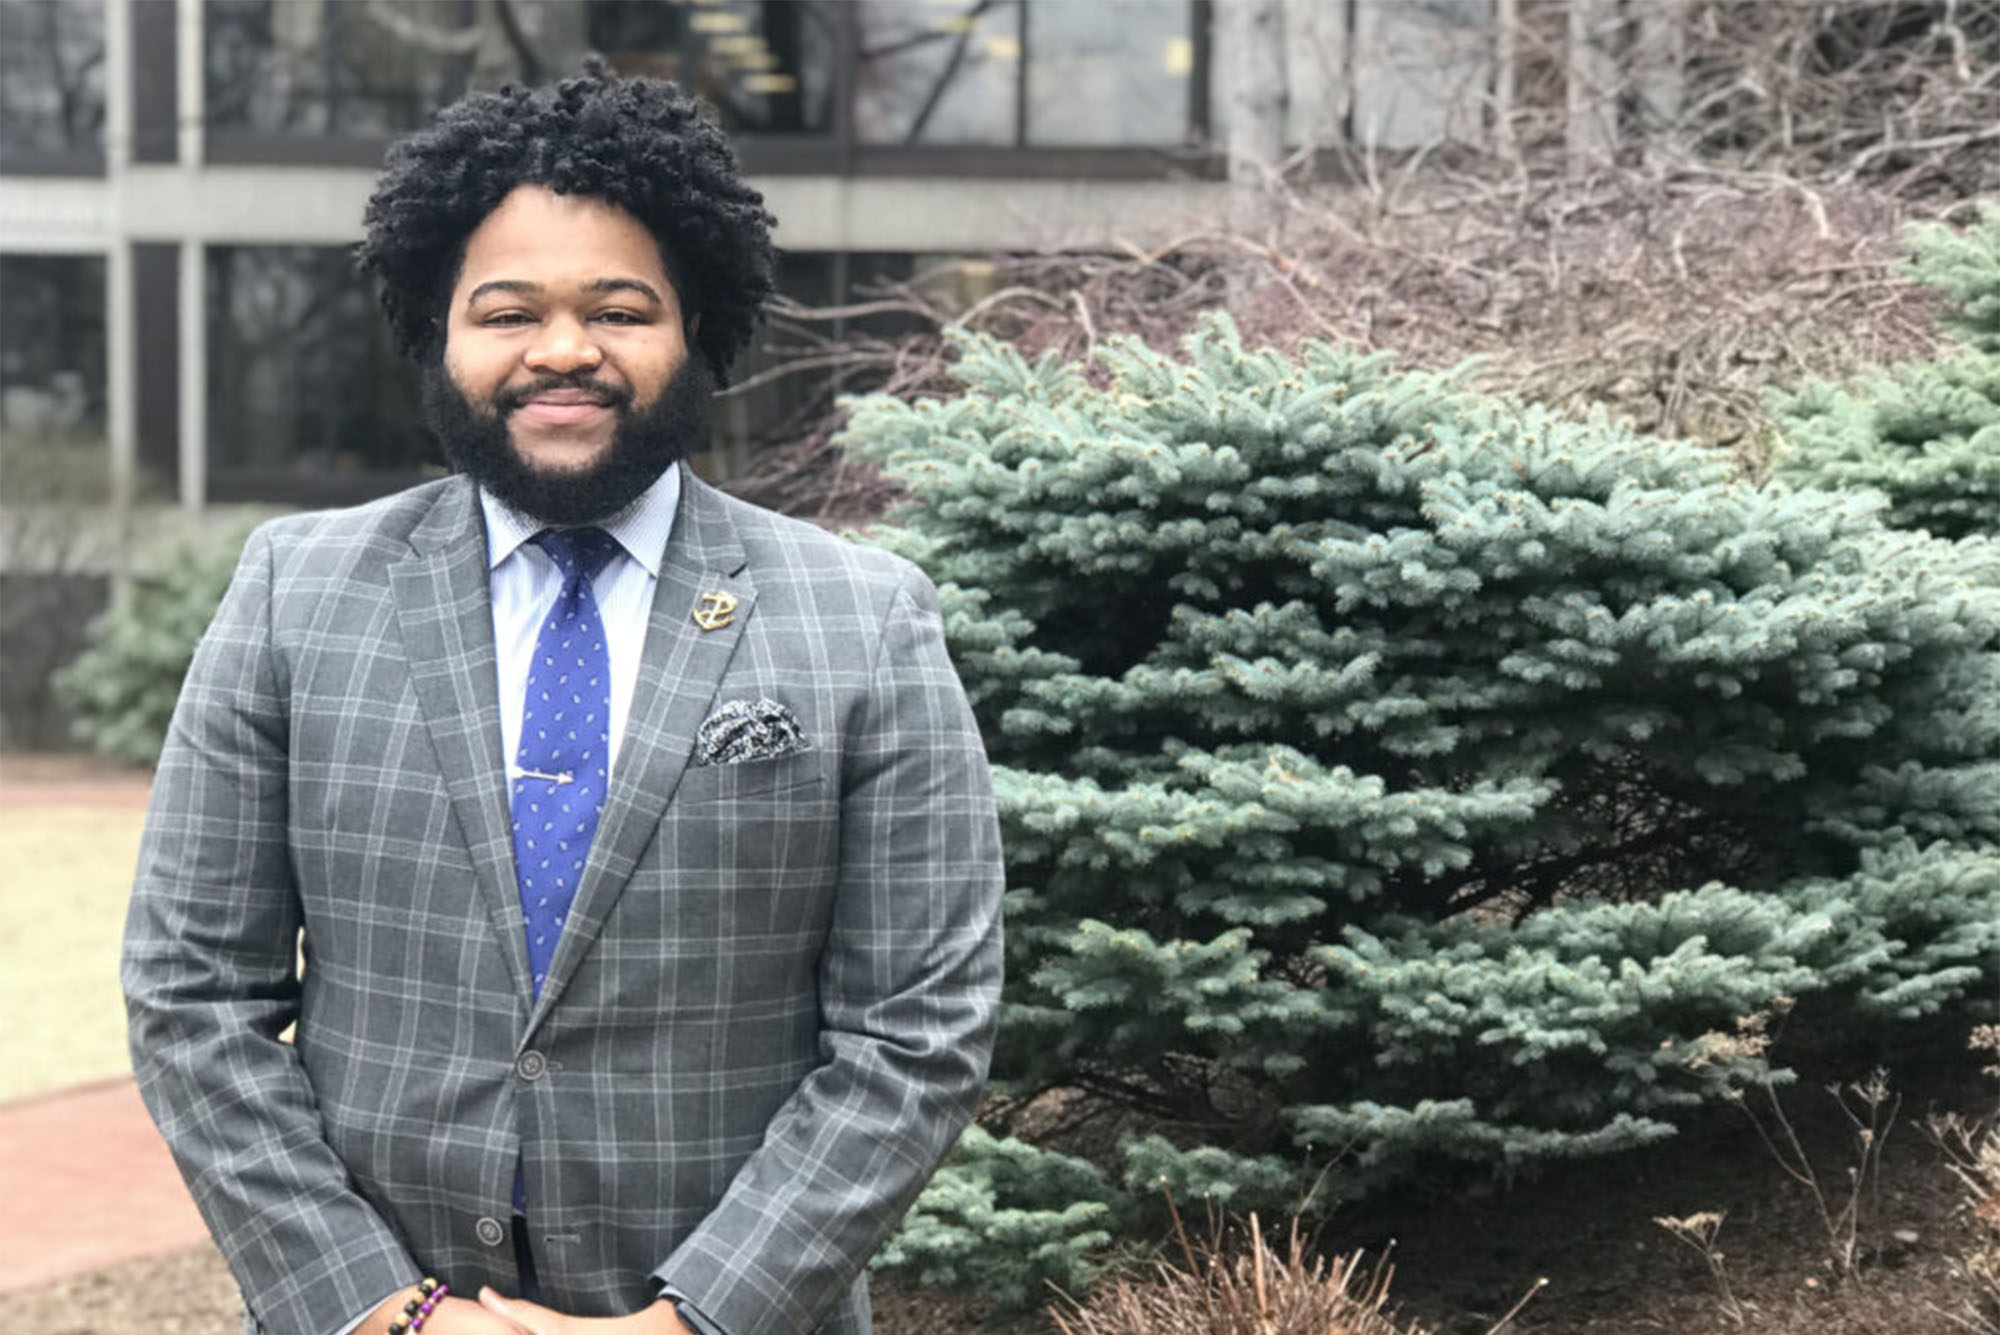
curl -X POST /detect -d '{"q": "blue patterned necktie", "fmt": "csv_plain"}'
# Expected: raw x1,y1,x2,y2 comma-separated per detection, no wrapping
510,527,621,999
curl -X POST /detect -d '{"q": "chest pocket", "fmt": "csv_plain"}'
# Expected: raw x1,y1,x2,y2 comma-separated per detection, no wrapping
636,747,839,972
671,750,825,806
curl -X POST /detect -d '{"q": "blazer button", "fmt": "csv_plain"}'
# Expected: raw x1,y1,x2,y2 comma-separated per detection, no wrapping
516,1050,547,1081
475,1216,506,1247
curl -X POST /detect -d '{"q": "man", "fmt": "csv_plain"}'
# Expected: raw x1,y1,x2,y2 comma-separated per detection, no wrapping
124,61,1003,1335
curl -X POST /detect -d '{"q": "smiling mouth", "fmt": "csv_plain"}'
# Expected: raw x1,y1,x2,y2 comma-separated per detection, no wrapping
514,398,614,428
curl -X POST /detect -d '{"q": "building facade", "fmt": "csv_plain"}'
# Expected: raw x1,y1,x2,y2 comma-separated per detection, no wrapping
0,0,1490,744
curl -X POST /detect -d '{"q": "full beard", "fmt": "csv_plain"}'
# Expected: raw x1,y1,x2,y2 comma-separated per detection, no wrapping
420,354,714,527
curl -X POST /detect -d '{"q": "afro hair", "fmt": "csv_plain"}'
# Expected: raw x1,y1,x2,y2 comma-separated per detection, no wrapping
357,57,776,384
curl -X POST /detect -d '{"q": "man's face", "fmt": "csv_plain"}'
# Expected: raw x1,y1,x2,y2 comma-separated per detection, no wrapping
426,184,710,525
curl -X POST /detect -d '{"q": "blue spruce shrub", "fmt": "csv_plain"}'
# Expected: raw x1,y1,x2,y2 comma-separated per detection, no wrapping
848,315,2000,1296
1774,207,2000,539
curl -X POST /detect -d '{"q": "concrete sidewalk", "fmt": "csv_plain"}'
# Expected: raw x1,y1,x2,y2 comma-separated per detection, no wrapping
0,1077,211,1294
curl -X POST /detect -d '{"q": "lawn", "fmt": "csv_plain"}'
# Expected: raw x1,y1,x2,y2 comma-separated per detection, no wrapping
0,804,146,1102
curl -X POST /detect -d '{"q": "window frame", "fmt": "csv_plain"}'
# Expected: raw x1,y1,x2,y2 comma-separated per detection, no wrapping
202,242,439,506
0,0,111,175
198,0,1220,177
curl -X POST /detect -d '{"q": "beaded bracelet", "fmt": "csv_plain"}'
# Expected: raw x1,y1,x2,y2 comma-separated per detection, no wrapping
387,1277,447,1334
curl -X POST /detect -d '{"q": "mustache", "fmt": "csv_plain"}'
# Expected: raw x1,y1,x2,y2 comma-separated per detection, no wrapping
491,374,637,415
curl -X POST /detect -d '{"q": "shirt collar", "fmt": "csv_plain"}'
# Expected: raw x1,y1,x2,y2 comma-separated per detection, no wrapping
480,463,682,578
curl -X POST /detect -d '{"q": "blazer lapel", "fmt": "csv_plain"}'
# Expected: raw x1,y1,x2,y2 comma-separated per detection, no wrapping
531,467,756,1029
389,479,533,1002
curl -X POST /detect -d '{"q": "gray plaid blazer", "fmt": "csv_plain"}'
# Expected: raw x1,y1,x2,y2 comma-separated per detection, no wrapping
124,468,1004,1335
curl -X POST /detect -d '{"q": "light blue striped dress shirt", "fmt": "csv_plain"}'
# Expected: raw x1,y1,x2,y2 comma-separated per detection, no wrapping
484,463,682,779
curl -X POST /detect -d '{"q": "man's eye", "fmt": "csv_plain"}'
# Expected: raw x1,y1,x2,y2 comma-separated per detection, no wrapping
484,312,534,326
596,310,646,324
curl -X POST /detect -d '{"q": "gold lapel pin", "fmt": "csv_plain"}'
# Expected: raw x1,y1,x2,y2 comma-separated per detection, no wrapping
693,590,739,632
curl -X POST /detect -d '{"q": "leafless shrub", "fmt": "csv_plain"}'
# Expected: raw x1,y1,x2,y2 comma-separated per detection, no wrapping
727,1,1989,520
1497,0,2000,194
1929,1026,2000,1333
1680,1004,1904,1287
1653,1210,1748,1327
728,169,1943,519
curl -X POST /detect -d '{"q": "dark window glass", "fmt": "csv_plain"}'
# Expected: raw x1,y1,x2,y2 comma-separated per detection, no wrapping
853,1,1198,148
202,246,877,501
707,248,841,473
592,1,840,137
206,245,433,498
205,0,839,141
1024,0,1191,146
0,0,106,166
205,0,488,138
0,253,108,502
853,0,1020,145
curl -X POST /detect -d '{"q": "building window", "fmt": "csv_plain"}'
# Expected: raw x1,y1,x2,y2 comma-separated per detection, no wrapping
0,253,108,503
205,0,490,139
0,0,106,170
199,244,930,502
205,245,434,504
705,248,847,474
854,0,1197,148
1024,0,1192,147
200,243,848,503
204,0,1203,156
592,0,842,138
205,0,842,144
854,0,1020,146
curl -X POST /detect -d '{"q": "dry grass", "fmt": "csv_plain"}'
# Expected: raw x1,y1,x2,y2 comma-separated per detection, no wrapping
1047,1194,1543,1335
1049,1216,1426,1335
0,804,146,1102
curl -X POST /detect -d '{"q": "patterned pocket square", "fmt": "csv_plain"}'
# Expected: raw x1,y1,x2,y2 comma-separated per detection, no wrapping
695,697,810,766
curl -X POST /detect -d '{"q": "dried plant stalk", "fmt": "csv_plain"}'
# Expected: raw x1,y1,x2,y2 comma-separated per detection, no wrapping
1045,1190,1541,1335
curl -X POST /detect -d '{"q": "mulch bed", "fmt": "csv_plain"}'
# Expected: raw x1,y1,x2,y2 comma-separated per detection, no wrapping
16,1247,242,1335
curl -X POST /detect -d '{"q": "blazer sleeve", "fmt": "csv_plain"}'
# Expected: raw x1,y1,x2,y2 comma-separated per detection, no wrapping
651,566,1005,1335
123,523,422,1335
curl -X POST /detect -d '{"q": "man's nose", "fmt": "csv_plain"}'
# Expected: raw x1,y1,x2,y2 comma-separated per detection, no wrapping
525,315,603,375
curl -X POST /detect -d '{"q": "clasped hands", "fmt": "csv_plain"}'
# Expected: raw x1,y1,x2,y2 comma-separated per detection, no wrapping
365,1285,692,1335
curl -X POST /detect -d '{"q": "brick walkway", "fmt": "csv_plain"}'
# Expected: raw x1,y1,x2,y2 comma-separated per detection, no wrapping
0,1077,211,1293
0,753,153,809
